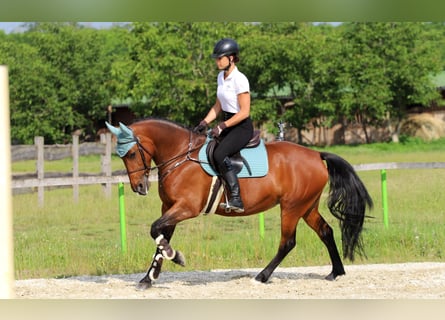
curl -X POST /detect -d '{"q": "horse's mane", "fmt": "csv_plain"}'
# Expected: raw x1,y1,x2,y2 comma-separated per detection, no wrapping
132,117,192,132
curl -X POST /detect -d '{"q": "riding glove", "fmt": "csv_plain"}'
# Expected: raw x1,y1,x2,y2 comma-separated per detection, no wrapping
210,122,227,138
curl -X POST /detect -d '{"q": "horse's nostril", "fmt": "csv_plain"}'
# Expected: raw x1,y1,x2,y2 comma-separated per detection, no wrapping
136,182,148,195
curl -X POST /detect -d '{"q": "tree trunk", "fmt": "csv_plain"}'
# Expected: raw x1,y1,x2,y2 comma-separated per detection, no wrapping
362,121,370,143
386,114,401,143
298,128,303,145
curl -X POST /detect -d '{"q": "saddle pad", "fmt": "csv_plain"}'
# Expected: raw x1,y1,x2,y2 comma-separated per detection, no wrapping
198,138,269,178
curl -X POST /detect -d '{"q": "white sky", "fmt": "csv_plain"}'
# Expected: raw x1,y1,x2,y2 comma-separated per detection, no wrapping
0,22,117,33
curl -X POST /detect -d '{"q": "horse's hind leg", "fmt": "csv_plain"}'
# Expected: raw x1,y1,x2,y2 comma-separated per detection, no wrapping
303,206,345,280
255,208,299,283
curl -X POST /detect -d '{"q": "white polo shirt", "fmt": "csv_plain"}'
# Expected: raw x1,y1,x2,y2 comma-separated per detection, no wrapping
216,67,250,113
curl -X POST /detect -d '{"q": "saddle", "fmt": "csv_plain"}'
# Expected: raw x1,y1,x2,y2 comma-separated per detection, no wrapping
206,130,261,176
198,131,268,214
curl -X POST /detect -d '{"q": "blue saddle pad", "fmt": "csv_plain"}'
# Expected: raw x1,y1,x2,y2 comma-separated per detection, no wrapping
198,138,269,178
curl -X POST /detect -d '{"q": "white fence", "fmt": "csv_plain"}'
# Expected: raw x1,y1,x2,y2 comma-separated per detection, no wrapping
11,134,131,206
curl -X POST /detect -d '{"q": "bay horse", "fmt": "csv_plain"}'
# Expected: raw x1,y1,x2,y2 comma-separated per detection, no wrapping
106,119,373,290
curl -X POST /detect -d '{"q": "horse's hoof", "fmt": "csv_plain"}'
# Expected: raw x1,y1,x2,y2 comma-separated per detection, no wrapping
250,277,264,285
136,281,152,291
172,250,186,267
325,271,344,281
325,273,336,281
254,273,269,283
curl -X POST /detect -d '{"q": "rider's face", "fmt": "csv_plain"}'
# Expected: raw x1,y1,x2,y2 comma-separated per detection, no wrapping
215,55,232,70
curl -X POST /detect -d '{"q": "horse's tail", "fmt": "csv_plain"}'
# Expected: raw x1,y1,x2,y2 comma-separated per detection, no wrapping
320,152,373,261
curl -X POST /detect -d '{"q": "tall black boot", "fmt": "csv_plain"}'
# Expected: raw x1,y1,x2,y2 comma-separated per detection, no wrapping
219,157,244,213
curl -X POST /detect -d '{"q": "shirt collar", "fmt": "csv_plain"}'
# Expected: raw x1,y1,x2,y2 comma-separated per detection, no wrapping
224,66,238,80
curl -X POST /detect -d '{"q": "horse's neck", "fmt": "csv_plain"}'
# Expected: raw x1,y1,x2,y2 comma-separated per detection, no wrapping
144,122,191,163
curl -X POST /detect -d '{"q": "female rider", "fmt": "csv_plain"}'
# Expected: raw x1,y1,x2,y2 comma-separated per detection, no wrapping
193,38,253,213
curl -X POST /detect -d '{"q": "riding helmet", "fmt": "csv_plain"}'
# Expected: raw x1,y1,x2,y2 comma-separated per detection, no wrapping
211,38,240,59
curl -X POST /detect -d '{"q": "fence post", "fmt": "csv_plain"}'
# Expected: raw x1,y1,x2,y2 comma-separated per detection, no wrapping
35,136,44,206
72,135,79,202
101,133,112,197
0,65,14,298
381,169,389,228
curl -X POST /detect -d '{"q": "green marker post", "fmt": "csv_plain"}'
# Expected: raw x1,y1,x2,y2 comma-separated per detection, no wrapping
259,212,265,239
381,169,389,228
118,182,128,253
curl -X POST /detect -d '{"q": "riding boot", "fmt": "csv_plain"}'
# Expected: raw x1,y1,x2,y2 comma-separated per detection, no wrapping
219,157,244,213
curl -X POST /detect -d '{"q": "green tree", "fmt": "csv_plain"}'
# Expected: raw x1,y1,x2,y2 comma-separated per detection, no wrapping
339,22,442,143
426,22,445,70
22,22,114,140
0,39,69,143
128,22,250,127
4,22,444,145
242,23,339,143
103,25,135,104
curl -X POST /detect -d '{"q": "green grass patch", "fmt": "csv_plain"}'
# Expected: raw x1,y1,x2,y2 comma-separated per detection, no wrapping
13,139,445,279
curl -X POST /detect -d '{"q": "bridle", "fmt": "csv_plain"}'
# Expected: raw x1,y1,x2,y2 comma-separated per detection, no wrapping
124,131,206,181
123,137,154,176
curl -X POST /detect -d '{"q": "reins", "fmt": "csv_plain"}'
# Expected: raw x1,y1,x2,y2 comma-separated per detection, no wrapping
128,131,207,181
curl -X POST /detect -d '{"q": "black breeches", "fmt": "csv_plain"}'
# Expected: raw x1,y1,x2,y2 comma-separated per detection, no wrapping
213,117,253,171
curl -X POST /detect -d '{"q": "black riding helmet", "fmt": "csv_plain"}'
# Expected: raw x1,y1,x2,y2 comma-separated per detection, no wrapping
211,38,240,61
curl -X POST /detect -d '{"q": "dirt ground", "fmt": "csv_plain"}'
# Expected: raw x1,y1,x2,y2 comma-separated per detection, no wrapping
13,262,445,299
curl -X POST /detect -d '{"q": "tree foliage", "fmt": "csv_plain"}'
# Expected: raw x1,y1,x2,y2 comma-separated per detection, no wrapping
1,22,123,143
338,22,442,142
128,22,250,127
1,22,443,144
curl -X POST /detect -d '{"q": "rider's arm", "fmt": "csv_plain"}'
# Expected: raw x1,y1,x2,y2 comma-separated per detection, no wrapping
203,99,222,124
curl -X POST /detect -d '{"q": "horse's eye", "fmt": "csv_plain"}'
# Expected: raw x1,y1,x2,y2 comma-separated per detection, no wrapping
127,151,136,159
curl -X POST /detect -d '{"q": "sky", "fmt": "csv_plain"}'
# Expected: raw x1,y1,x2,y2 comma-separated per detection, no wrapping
0,22,27,33
0,22,117,33
0,22,341,34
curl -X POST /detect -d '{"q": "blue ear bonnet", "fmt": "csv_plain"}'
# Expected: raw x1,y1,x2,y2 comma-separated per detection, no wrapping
105,122,137,157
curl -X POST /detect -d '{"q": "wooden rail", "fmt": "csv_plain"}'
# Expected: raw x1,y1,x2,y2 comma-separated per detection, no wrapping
11,174,130,188
11,134,161,206
353,162,445,171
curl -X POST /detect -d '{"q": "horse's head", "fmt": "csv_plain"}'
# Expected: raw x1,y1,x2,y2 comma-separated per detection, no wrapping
106,122,152,195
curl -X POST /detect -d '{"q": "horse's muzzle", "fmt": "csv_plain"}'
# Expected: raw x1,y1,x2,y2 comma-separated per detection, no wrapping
134,175,150,195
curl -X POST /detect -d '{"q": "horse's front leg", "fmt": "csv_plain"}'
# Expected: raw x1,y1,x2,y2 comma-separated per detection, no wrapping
136,247,165,291
137,218,186,290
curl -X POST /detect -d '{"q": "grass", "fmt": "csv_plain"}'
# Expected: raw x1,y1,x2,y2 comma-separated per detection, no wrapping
12,138,445,279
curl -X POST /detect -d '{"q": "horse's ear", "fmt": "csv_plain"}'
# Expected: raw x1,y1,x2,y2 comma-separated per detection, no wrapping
119,122,134,137
105,122,120,136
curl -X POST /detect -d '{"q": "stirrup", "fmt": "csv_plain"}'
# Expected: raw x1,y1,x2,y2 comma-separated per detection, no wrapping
220,193,244,213
220,202,244,213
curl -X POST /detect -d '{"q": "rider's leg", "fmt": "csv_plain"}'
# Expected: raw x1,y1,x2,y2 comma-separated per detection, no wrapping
219,156,244,212
213,119,252,213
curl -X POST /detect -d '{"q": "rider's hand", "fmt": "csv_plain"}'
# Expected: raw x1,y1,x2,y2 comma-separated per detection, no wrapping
193,120,208,134
210,122,227,138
